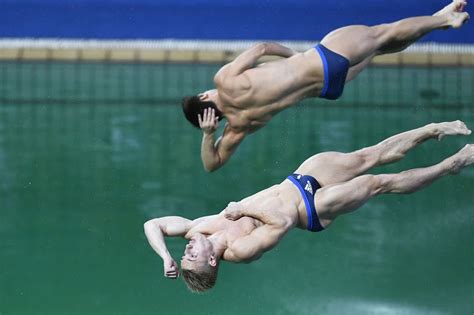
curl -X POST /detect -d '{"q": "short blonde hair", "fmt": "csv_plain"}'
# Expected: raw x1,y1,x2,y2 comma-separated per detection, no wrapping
181,264,219,293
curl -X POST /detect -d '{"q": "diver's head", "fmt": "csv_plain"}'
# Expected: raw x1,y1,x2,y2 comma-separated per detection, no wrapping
180,233,220,293
182,90,224,128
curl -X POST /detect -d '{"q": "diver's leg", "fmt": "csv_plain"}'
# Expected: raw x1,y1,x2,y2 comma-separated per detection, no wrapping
314,144,474,222
295,121,471,186
345,54,374,83
320,1,469,67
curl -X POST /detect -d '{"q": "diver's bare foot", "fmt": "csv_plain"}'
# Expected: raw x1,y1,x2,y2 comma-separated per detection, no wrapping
434,0,467,16
445,11,470,28
447,144,474,174
433,120,472,141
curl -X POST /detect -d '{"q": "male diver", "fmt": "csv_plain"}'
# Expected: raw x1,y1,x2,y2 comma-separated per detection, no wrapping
145,121,473,292
181,1,470,171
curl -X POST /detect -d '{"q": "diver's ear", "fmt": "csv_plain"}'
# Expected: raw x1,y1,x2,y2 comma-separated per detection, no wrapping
199,93,207,101
209,255,217,267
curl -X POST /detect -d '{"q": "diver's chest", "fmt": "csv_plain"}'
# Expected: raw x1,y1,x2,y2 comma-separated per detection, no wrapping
228,217,260,237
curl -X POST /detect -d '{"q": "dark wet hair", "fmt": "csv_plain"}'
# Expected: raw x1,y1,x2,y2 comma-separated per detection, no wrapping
181,95,224,128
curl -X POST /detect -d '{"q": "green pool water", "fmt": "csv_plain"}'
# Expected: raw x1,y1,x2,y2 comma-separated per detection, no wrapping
0,62,473,315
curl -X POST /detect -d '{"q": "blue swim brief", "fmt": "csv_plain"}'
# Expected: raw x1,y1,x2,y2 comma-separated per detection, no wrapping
315,43,350,100
287,173,324,232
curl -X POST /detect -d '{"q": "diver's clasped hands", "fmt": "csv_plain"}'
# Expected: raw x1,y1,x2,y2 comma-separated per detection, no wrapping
163,257,179,279
224,202,245,221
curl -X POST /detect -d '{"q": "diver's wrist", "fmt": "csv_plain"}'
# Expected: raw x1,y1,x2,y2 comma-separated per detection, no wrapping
203,130,215,136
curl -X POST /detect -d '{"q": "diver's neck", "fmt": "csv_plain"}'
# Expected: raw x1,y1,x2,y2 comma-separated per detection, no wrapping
208,232,228,259
210,92,225,115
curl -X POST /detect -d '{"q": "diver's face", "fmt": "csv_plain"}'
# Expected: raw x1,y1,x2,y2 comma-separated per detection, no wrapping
181,234,212,269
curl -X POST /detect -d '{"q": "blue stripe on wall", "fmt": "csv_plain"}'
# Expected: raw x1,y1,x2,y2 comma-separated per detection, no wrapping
1,1,473,43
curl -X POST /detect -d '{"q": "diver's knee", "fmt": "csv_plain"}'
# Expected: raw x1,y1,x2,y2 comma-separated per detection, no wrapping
372,174,394,194
358,174,387,195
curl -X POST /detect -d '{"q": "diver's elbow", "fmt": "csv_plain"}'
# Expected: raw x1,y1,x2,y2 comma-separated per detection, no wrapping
143,220,154,233
257,42,270,55
203,155,223,172
203,162,220,173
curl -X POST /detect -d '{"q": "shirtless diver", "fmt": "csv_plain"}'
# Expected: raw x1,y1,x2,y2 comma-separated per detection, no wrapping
181,1,470,171
145,121,473,292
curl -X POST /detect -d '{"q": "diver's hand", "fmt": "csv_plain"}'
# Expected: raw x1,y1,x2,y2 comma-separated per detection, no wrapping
163,258,179,279
198,108,219,135
224,202,244,221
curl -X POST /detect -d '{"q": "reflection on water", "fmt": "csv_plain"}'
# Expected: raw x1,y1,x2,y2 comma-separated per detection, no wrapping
324,299,447,315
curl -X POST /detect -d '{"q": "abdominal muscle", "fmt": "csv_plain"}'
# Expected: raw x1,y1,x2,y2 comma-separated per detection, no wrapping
238,182,304,229
189,182,310,246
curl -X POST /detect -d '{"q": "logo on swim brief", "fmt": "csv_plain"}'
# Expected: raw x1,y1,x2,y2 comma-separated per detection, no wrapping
304,181,313,194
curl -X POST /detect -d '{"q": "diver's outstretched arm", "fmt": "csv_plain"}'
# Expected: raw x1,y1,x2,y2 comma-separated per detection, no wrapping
144,216,193,279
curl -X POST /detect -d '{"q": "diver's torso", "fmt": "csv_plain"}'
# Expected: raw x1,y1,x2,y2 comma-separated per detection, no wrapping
218,50,324,133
